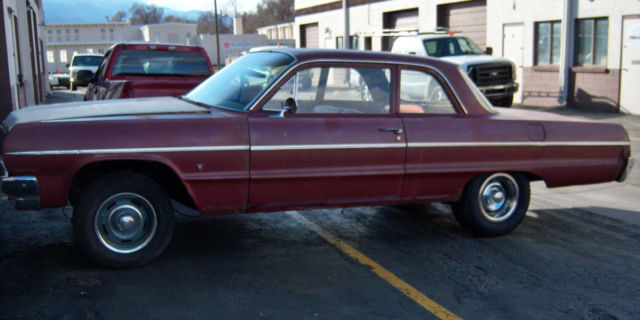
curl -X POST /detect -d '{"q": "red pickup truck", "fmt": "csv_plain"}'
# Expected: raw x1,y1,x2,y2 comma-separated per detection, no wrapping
81,43,214,100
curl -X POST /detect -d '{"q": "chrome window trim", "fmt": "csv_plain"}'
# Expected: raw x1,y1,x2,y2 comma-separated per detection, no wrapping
408,141,631,147
246,58,468,114
5,141,629,156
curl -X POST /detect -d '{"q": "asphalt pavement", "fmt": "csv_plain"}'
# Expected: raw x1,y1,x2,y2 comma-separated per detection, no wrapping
1,91,638,319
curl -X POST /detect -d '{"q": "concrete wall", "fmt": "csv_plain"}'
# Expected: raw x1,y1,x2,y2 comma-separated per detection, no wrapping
2,0,47,113
140,23,197,45
198,33,269,67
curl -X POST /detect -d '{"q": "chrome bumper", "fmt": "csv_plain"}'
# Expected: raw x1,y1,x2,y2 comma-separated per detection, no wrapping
617,157,635,183
1,176,40,210
479,82,519,97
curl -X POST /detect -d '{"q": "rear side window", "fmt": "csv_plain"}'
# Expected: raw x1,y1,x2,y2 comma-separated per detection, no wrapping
72,55,103,66
111,49,211,77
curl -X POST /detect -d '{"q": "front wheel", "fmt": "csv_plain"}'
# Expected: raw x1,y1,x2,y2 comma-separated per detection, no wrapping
452,172,530,236
73,172,174,268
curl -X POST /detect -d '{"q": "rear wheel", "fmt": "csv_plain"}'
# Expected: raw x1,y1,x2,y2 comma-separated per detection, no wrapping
71,82,77,91
452,172,530,236
73,172,174,268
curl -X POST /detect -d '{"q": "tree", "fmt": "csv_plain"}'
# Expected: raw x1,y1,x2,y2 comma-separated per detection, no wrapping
109,10,127,22
128,3,164,25
164,15,194,23
196,11,232,35
242,0,293,33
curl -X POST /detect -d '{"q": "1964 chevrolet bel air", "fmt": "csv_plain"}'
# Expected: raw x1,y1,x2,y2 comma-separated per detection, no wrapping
0,49,633,267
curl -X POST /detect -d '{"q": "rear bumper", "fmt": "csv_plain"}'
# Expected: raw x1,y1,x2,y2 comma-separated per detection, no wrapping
617,157,635,183
479,82,519,98
1,176,40,210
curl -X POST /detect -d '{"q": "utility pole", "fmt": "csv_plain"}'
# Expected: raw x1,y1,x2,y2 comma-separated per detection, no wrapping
214,0,221,70
343,0,349,49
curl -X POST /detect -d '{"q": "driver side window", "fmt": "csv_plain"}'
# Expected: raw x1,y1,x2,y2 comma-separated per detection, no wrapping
262,66,391,114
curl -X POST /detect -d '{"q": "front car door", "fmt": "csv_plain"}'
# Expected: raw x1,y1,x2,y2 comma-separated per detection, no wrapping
248,62,406,211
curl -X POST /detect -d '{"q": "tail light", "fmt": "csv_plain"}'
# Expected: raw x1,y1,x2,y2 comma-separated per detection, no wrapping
120,81,133,98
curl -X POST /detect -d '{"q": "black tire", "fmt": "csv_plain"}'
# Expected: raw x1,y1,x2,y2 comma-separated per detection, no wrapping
73,171,174,268
451,172,530,236
71,83,77,91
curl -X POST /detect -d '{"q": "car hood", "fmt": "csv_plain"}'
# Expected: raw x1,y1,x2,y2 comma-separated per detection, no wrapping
440,55,513,71
2,97,209,132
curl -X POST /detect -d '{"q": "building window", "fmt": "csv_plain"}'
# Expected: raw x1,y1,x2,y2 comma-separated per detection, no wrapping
336,36,344,49
60,50,67,63
87,48,94,53
336,36,359,49
56,29,62,41
74,29,80,41
47,50,55,63
535,21,561,65
576,17,608,66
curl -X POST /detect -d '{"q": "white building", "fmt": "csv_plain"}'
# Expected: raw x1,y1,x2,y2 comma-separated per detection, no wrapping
45,22,142,73
1,0,48,115
294,0,640,114
140,23,197,45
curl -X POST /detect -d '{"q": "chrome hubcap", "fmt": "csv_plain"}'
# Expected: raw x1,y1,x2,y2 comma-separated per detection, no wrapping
478,173,519,222
95,193,157,254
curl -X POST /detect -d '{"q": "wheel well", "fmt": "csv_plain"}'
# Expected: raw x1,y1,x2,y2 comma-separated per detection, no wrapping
69,160,196,210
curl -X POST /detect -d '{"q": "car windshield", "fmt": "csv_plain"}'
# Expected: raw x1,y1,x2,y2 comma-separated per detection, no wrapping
184,51,294,111
111,50,211,77
423,37,483,57
72,55,103,66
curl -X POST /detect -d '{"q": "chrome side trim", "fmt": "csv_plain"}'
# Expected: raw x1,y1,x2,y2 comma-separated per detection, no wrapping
5,141,630,156
5,145,250,156
251,143,405,151
246,59,468,115
408,141,631,148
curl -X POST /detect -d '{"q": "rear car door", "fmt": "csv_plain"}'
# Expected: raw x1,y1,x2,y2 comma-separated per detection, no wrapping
248,63,406,211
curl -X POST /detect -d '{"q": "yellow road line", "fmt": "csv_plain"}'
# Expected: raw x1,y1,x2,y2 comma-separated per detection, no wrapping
287,211,462,320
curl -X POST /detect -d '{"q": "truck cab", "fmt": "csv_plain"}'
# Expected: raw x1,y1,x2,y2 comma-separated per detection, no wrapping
392,33,518,107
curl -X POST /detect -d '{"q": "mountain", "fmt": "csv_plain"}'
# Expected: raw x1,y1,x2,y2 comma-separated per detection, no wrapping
43,0,204,24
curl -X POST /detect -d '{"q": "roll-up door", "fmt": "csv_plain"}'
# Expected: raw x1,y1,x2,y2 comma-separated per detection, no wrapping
437,0,487,49
300,23,319,48
385,9,419,30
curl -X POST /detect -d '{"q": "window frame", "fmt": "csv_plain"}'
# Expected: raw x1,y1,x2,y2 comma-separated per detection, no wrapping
574,17,608,67
397,67,460,116
253,61,398,117
534,20,562,65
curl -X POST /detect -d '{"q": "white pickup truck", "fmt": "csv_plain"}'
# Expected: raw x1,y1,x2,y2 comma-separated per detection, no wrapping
392,33,518,107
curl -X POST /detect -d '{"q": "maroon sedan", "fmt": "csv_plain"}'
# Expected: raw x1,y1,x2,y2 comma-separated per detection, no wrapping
0,49,633,267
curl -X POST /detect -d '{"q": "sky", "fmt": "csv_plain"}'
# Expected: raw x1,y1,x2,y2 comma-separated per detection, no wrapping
144,0,262,13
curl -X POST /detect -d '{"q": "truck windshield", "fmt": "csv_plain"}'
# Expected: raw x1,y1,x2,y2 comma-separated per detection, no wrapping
184,51,294,111
111,50,212,77
72,56,103,66
423,37,483,57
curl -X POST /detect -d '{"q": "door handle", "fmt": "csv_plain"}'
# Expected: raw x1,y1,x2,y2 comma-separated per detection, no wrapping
379,127,403,134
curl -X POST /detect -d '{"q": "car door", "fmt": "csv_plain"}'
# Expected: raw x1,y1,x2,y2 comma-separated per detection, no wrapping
398,67,475,202
248,63,406,211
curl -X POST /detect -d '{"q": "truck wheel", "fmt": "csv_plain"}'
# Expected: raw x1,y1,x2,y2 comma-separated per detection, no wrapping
71,83,77,91
73,171,174,268
451,172,530,236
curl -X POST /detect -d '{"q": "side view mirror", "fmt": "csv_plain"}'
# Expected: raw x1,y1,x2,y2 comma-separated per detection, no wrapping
269,98,297,118
65,63,70,68
77,70,94,83
484,47,493,55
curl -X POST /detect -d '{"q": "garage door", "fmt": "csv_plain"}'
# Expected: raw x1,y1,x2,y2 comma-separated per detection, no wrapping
384,8,419,30
300,23,319,48
382,8,419,51
437,0,487,49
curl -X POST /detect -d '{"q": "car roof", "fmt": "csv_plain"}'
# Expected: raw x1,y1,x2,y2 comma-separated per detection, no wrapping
72,53,103,57
109,42,205,50
253,47,459,69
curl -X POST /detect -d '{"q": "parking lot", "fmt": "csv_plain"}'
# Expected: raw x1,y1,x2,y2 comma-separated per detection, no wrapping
1,90,639,319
